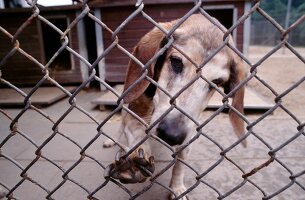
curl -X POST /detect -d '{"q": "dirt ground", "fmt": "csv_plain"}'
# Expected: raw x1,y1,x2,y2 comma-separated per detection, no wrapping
246,45,305,118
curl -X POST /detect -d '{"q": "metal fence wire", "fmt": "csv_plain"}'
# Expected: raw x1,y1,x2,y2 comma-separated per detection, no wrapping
0,0,305,199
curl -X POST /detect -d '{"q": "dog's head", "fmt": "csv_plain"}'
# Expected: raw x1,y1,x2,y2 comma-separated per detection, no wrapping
123,14,246,147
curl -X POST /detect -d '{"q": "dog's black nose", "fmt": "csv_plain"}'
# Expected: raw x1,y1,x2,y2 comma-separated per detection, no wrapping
156,117,187,146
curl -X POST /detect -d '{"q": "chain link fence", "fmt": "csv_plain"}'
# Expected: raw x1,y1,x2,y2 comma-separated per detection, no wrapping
0,0,304,199
250,0,305,46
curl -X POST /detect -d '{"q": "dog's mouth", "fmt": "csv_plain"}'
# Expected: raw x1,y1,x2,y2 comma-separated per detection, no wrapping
104,149,155,184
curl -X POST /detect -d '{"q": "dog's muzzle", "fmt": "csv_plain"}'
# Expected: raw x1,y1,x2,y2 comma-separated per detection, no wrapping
156,116,187,146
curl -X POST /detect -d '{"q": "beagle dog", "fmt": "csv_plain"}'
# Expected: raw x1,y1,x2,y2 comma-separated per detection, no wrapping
104,14,246,200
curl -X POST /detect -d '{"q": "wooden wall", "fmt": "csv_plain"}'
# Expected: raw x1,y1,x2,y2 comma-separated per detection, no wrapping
0,9,82,86
0,1,246,86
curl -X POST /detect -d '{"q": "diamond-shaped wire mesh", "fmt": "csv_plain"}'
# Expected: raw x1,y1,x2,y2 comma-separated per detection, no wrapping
0,0,304,199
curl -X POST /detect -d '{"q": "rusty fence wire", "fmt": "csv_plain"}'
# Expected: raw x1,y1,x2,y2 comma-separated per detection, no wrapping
0,0,305,199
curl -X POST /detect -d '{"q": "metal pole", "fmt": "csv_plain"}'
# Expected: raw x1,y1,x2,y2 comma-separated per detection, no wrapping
285,0,292,30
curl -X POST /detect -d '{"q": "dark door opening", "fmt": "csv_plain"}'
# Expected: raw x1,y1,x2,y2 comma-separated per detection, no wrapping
206,8,234,29
41,17,72,71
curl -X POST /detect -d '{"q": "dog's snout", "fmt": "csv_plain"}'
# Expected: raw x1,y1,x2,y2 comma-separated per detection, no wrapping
156,117,187,146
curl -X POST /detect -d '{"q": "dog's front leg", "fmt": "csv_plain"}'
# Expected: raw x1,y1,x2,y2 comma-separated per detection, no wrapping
104,109,155,184
169,147,190,200
123,112,152,156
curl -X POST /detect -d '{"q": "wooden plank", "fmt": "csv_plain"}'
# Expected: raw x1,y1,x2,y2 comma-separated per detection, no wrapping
0,87,76,107
91,85,274,111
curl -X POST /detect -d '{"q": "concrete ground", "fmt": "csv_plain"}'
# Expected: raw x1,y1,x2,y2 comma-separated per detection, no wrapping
0,46,305,200
0,88,304,200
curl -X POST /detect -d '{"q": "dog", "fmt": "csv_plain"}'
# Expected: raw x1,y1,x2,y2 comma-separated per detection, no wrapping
103,14,246,200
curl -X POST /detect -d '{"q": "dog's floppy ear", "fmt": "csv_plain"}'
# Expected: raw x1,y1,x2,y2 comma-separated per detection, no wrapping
123,24,172,104
224,57,247,147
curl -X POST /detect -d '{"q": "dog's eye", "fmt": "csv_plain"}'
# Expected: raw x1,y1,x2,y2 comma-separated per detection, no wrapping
212,78,224,86
170,56,183,74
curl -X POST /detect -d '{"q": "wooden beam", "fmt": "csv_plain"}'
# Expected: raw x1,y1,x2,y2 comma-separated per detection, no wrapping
76,11,89,82
94,8,107,91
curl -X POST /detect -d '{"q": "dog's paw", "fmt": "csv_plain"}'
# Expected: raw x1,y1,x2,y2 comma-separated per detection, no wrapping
169,186,188,200
103,138,115,148
104,148,155,184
